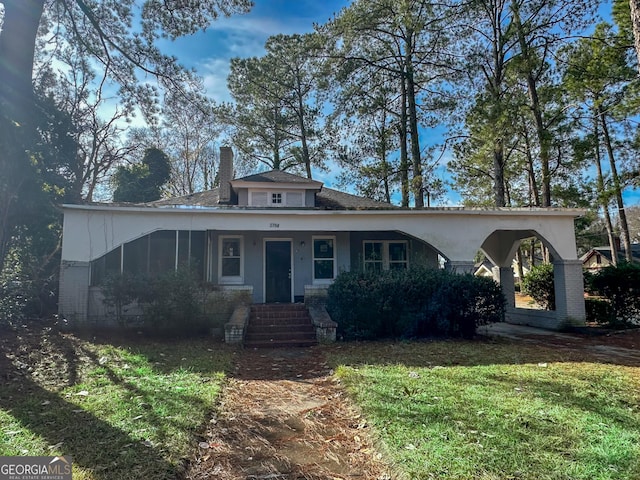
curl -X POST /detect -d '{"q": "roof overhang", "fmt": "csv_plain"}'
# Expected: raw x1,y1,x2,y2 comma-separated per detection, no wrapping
62,203,586,218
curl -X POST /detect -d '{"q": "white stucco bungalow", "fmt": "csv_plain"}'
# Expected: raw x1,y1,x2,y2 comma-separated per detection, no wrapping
58,147,587,331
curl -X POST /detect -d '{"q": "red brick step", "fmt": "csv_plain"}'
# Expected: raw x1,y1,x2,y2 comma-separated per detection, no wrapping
244,304,317,348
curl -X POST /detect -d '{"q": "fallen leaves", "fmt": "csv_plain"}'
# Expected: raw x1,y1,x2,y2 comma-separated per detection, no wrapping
185,348,393,480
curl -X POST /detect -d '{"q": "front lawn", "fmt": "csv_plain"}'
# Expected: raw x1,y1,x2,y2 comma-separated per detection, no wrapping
0,325,233,480
326,341,640,480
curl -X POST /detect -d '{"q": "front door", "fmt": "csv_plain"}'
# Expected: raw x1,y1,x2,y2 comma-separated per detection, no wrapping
265,240,292,303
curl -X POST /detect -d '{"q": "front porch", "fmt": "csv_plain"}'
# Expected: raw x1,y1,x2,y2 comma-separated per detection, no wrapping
59,205,587,331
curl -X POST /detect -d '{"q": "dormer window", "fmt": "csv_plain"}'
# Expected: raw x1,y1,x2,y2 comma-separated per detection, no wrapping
248,190,306,207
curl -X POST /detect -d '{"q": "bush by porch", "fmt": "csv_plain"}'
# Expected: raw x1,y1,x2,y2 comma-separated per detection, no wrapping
326,267,506,340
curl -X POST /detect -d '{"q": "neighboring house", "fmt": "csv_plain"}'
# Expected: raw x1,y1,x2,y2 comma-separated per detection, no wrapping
475,257,533,282
59,147,587,331
581,244,640,272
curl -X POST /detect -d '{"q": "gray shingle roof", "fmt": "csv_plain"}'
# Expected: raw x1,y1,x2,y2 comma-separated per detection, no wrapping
234,170,322,185
582,244,640,264
147,186,395,210
316,187,395,209
146,170,395,209
150,189,220,207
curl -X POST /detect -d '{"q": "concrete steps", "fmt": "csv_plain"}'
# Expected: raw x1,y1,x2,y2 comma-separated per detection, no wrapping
244,304,317,348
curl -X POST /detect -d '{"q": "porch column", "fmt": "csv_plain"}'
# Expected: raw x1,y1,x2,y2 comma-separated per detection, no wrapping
446,260,476,274
492,266,515,309
553,260,586,326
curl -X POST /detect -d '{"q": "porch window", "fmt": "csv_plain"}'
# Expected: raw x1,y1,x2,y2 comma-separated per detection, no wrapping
313,236,336,283
91,230,206,285
219,236,244,283
389,242,408,270
123,235,149,275
90,246,121,285
363,241,408,272
149,230,177,275
363,242,383,272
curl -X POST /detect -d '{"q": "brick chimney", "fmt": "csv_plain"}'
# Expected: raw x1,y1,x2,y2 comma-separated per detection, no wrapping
219,146,233,203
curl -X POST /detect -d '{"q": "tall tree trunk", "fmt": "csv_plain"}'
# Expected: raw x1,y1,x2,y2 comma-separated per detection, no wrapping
488,0,507,208
529,239,536,267
379,110,391,204
0,0,45,274
512,1,551,207
629,0,640,72
295,77,313,179
599,105,632,262
493,138,506,207
272,107,281,170
521,116,541,206
405,33,423,207
592,110,617,266
0,0,45,122
398,77,410,207
515,247,524,282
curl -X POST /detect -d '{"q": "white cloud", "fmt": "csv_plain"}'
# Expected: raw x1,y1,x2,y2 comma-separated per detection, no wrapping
195,14,309,102
209,13,318,38
199,58,233,103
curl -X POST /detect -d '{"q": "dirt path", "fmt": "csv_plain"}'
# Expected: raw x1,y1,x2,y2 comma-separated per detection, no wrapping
184,347,394,480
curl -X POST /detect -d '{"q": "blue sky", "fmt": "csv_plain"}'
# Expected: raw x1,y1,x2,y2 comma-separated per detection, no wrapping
159,0,349,104
154,0,638,207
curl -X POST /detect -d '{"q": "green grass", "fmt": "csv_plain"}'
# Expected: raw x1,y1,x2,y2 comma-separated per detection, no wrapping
0,332,233,480
326,340,640,480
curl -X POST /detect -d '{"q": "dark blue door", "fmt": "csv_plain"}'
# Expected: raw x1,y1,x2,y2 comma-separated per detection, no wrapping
265,240,291,303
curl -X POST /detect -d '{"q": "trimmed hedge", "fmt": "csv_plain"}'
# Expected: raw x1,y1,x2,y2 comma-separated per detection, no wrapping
326,266,505,340
585,262,640,327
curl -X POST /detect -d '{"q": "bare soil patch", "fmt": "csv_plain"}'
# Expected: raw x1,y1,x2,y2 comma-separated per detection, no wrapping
184,347,394,480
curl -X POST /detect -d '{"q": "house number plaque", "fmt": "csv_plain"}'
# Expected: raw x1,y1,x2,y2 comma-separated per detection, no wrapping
269,223,280,228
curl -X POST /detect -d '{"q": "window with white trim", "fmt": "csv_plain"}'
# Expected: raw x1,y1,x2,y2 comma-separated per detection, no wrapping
363,241,383,272
219,236,244,283
313,236,336,283
363,241,408,272
388,241,408,270
272,192,283,204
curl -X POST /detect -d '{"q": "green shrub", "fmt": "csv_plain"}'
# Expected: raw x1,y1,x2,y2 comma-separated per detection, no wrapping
139,267,210,335
584,297,615,325
102,267,214,335
0,277,27,324
327,266,505,340
102,272,144,326
585,262,640,327
521,263,555,310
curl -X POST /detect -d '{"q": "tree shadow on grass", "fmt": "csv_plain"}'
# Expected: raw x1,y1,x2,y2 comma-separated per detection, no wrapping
321,334,640,369
0,322,224,479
